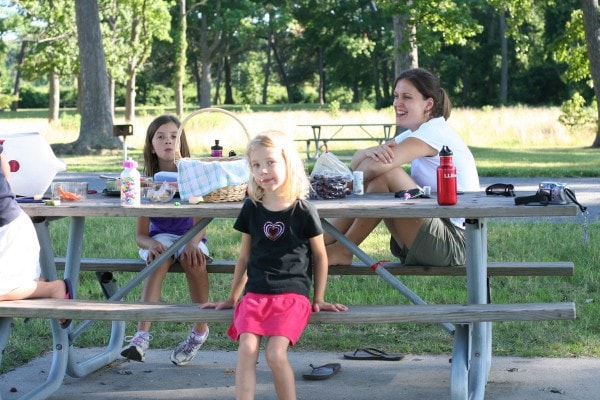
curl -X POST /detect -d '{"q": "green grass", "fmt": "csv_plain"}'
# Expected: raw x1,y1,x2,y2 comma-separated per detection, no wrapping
471,146,600,177
2,106,599,373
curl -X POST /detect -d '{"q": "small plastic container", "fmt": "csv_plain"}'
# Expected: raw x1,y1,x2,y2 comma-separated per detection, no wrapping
142,182,177,203
51,182,88,202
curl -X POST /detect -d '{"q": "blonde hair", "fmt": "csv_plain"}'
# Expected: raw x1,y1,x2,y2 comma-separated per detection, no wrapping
245,130,309,203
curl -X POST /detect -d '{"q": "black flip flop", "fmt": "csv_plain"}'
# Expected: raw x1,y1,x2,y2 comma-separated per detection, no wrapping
343,348,405,361
60,279,73,329
302,363,341,380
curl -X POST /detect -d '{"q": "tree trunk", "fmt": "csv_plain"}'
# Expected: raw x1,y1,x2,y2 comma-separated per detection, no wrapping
372,55,382,108
109,76,115,120
11,41,27,112
318,47,325,104
270,39,293,103
213,58,223,105
199,59,212,109
124,14,141,123
263,35,273,105
499,11,508,105
48,69,60,123
352,81,359,103
393,14,418,76
70,0,119,154
175,0,187,117
192,56,201,105
581,0,600,148
125,74,136,122
198,8,212,109
224,56,234,104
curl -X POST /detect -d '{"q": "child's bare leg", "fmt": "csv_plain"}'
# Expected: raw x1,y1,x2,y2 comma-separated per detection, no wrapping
265,336,296,400
236,332,261,400
0,279,67,301
137,259,171,332
181,253,209,334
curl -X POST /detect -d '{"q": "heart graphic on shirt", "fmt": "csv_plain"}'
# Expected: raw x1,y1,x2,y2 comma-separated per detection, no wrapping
264,221,285,241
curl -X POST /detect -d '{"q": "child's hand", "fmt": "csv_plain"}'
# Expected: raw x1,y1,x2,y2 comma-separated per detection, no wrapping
200,298,235,310
179,243,206,269
146,241,166,262
312,301,348,313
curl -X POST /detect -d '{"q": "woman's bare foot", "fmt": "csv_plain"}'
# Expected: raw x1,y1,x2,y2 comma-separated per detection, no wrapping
325,242,354,266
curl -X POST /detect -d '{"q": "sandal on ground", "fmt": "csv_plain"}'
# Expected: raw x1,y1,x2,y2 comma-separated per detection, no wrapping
60,279,73,329
343,347,405,361
302,363,341,380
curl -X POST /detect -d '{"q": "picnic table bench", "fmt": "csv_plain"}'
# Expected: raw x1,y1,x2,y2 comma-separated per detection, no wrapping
297,123,397,159
6,192,579,400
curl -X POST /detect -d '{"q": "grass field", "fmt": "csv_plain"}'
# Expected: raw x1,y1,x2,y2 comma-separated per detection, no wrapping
1,106,599,373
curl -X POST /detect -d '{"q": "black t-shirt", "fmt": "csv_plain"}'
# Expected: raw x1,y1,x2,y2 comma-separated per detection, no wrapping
234,198,323,297
0,144,21,227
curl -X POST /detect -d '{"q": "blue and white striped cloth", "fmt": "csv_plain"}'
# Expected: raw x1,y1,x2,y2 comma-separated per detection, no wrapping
177,158,250,201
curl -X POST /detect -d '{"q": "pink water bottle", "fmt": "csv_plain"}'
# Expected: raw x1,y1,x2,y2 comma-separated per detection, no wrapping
436,145,457,205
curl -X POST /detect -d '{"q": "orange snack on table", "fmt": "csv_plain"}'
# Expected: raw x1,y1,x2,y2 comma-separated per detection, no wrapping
57,186,82,201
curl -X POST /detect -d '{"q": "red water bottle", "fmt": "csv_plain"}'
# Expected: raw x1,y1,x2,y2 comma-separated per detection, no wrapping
437,145,457,205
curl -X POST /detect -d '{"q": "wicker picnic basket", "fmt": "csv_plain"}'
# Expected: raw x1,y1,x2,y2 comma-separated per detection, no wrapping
176,108,250,202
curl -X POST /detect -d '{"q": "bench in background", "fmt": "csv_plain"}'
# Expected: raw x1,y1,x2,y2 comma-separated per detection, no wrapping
296,123,397,159
296,137,389,159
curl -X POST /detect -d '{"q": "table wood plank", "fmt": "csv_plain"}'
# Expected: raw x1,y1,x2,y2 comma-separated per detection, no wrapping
0,299,576,324
20,192,578,219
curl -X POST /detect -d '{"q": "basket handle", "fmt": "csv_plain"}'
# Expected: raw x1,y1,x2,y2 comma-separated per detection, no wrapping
175,107,251,164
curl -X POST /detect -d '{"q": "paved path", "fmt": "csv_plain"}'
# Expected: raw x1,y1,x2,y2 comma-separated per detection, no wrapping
1,349,599,399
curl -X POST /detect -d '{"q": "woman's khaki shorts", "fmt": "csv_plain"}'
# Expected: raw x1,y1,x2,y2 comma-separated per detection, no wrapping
390,218,465,266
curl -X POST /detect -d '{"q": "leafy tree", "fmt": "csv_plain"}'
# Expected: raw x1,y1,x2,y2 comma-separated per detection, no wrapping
581,0,600,147
100,0,172,122
174,0,186,117
3,1,78,120
553,1,600,147
186,0,255,108
378,0,481,104
67,0,119,154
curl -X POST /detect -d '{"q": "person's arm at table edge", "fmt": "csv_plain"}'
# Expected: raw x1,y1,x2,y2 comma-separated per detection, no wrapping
310,234,347,313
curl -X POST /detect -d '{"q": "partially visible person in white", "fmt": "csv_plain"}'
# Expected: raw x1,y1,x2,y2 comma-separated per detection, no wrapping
325,67,479,267
0,143,72,328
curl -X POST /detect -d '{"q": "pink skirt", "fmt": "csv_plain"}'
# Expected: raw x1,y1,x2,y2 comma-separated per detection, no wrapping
227,292,311,345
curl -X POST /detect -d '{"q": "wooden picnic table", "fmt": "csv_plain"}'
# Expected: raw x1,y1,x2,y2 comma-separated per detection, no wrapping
8,192,578,400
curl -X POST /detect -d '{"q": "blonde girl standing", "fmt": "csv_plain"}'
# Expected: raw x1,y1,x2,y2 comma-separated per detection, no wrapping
203,131,347,400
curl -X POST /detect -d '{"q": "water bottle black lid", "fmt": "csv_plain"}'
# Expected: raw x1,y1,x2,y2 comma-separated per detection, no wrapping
214,140,220,145
439,145,453,156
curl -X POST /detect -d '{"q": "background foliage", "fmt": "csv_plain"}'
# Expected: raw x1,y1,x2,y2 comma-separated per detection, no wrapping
0,0,596,114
